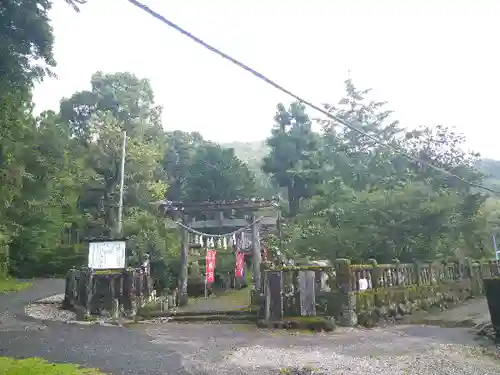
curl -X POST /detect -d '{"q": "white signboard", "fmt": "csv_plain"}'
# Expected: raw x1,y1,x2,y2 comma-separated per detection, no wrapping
358,278,369,291
88,241,126,269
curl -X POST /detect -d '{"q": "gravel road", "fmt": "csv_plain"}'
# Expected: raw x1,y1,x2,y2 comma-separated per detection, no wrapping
1,279,499,375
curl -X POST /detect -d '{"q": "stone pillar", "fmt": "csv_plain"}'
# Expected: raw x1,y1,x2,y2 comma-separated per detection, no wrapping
367,259,380,288
393,258,401,286
63,268,76,309
414,261,423,286
85,270,94,318
368,259,382,307
265,270,283,322
335,258,357,326
471,261,482,296
298,270,316,316
428,263,436,284
489,260,499,277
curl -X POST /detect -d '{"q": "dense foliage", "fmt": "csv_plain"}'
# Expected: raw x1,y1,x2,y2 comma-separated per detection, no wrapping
1,1,498,285
0,1,256,280
262,81,497,262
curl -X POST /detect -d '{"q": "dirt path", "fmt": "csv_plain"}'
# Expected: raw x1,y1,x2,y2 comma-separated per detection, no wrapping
418,298,492,327
1,281,499,374
0,280,187,375
139,321,500,374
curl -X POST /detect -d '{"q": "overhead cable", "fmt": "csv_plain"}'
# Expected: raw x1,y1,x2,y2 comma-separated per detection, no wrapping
126,0,499,195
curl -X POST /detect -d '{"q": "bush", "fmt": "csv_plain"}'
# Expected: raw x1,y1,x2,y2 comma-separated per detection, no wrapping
150,256,181,294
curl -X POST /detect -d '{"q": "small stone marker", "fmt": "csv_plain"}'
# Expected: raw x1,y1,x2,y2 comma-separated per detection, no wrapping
267,271,283,321
298,270,316,316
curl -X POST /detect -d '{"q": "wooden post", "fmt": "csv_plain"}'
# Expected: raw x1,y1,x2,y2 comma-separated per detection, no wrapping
178,214,189,306
251,215,262,293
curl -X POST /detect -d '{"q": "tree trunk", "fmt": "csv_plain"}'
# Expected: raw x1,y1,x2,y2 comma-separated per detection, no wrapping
288,185,300,217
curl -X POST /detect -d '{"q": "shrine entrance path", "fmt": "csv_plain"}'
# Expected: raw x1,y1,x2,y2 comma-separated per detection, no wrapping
175,288,253,314
139,320,500,374
2,280,499,374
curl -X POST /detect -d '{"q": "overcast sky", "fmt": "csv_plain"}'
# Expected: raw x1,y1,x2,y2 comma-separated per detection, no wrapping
33,0,500,158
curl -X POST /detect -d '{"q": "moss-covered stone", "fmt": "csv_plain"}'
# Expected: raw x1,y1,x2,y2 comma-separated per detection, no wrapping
353,280,474,327
93,270,122,276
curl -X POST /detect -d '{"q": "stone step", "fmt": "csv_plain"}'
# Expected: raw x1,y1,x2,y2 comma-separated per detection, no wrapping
140,308,257,319
144,313,257,323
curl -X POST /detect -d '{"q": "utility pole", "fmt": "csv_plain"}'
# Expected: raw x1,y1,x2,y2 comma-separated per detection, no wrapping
251,215,262,292
116,131,126,236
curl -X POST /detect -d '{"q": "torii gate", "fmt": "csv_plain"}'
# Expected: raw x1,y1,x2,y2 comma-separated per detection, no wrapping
157,198,278,306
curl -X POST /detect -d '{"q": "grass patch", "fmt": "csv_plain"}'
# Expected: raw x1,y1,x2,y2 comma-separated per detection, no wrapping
0,357,107,375
0,279,32,294
179,287,251,312
139,298,163,313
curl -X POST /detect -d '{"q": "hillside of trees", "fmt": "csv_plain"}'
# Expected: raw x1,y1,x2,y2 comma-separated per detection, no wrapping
1,0,499,290
224,144,500,193
475,158,500,191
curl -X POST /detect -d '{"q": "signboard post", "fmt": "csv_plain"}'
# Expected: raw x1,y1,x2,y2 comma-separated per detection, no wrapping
85,239,127,319
88,240,126,270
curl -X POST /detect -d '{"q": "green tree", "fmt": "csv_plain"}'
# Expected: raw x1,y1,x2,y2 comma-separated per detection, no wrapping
58,72,170,267
282,78,490,263
222,140,275,199
319,78,404,191
60,71,164,143
8,110,87,276
0,0,84,277
263,102,323,216
163,130,206,201
184,144,256,202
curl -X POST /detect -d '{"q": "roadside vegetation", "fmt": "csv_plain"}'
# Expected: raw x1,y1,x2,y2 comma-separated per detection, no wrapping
0,279,32,294
0,357,106,375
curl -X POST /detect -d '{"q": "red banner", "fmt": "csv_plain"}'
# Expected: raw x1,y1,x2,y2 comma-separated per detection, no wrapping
205,250,216,284
235,251,245,278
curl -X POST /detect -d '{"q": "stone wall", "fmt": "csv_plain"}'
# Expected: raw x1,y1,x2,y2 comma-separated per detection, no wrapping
261,258,499,328
332,258,498,327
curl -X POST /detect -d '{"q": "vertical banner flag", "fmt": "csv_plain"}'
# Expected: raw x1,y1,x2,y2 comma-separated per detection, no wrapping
205,250,216,284
235,251,245,278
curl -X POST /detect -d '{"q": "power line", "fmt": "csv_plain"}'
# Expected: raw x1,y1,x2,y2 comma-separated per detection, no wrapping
126,0,500,195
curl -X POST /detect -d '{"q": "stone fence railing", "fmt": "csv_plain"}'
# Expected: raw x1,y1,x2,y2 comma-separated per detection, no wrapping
260,258,499,327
